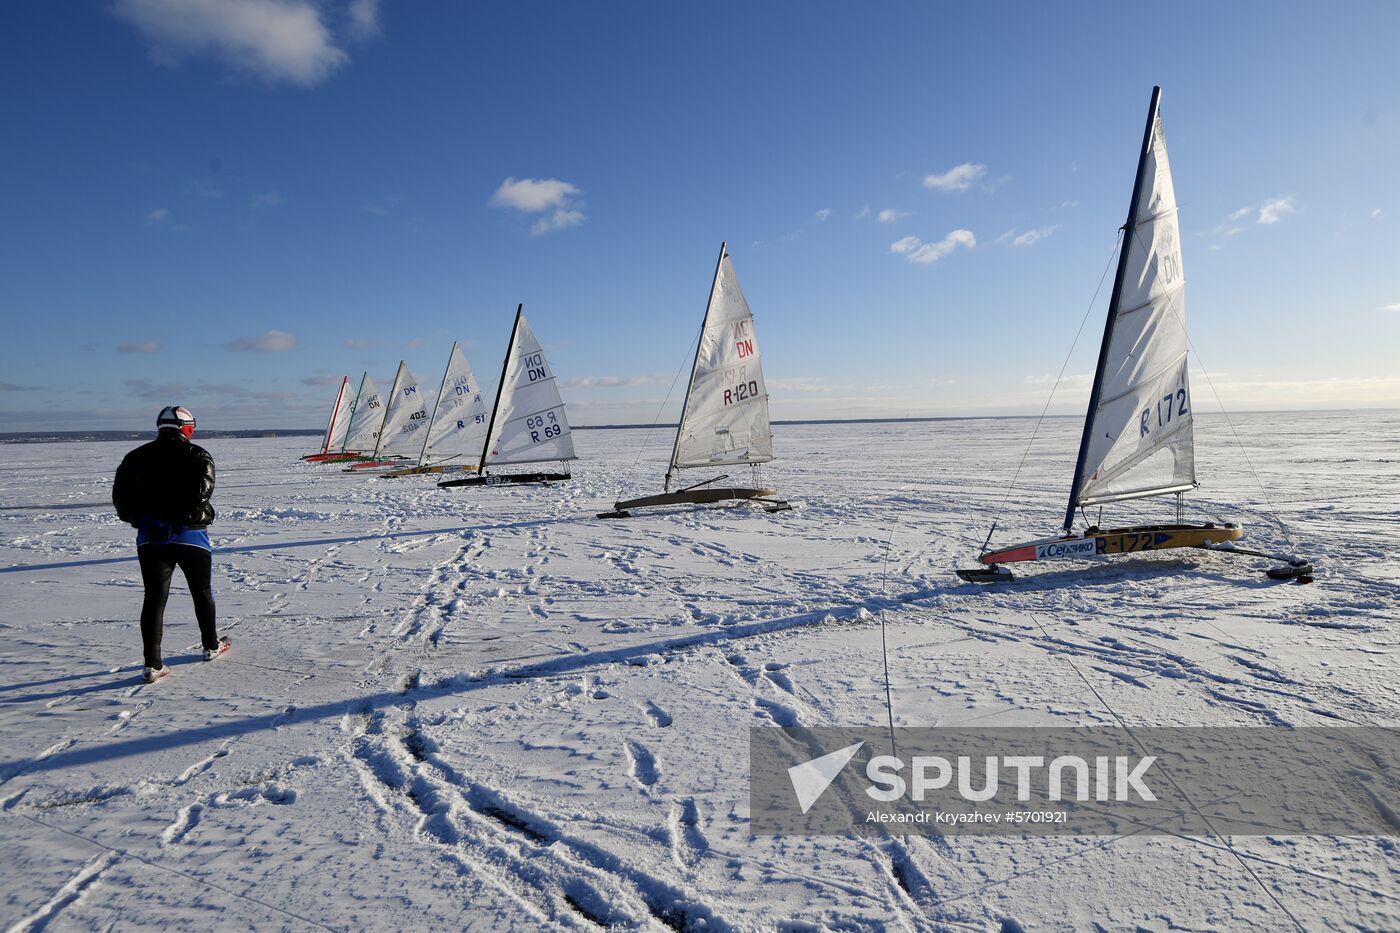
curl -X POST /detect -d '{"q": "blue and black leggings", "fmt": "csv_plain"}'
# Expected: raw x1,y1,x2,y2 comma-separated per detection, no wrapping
137,544,218,668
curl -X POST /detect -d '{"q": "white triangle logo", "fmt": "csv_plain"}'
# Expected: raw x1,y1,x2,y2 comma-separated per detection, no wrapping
787,741,864,814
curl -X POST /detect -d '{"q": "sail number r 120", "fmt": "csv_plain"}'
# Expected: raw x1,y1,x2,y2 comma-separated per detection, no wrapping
723,381,760,405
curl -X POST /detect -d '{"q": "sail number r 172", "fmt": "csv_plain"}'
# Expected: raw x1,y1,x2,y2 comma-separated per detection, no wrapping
1141,388,1188,437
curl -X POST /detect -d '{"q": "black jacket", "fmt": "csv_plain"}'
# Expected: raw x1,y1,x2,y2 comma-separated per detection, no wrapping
113,429,216,528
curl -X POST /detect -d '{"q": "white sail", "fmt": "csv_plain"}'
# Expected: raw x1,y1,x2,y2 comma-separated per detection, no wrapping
671,248,774,472
376,362,431,458
483,313,575,466
421,343,489,465
340,374,383,453
1078,106,1195,507
323,375,352,451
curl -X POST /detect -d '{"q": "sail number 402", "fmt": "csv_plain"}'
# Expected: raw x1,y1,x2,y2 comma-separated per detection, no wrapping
527,411,562,443
723,380,760,405
1142,389,1188,436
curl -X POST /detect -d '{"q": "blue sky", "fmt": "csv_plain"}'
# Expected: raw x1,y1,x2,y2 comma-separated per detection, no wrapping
2,1,1398,431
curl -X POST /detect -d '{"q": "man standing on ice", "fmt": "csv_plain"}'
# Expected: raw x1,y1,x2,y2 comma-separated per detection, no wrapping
112,406,229,683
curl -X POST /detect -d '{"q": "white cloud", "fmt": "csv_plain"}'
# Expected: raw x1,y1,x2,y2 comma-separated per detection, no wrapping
877,208,909,224
362,196,399,216
1372,208,1383,219
855,205,871,220
301,373,344,387
113,0,352,86
890,229,975,265
490,177,580,212
558,375,659,389
1256,195,1295,224
251,191,284,208
531,208,586,236
814,208,831,222
346,0,380,40
148,207,171,225
922,162,987,192
768,377,832,394
1228,206,1252,222
1025,372,1093,387
1059,200,1079,209
1010,226,1056,247
1379,304,1400,313
227,329,297,352
343,338,382,349
490,177,586,235
118,340,162,354
185,177,224,199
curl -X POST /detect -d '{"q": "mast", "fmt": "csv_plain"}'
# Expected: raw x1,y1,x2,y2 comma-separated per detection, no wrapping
373,362,408,459
320,376,348,454
418,342,457,467
338,373,367,454
478,305,523,475
665,241,727,492
1063,86,1162,533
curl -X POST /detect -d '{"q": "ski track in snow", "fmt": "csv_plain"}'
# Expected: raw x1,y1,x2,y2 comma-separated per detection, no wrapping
0,417,1398,930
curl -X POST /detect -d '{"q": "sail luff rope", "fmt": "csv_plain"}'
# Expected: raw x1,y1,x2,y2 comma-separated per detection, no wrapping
977,232,1123,552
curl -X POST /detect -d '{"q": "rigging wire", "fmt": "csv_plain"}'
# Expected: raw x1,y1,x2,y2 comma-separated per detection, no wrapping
876,530,899,758
878,235,1122,742
632,331,697,470
1128,227,1297,547
613,317,707,503
980,232,1124,550
1025,611,1307,933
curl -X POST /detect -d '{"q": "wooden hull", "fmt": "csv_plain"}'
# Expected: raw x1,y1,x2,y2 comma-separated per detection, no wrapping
438,472,571,488
978,523,1244,566
611,486,777,512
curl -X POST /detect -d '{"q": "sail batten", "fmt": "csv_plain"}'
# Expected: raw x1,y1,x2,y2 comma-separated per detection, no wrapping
1071,88,1195,515
670,246,775,474
1095,350,1189,408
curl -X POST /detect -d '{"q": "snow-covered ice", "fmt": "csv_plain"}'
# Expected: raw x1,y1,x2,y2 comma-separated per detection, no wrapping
1,412,1397,930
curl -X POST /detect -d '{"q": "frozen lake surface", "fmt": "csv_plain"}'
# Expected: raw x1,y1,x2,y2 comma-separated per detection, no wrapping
1,412,1397,930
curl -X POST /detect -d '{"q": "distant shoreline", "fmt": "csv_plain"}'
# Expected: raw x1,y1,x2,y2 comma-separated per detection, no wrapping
0,415,1036,444
2,409,1390,445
